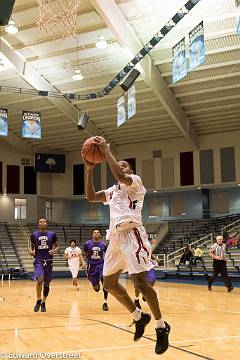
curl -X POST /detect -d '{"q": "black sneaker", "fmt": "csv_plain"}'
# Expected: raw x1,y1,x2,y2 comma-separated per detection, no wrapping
134,299,141,309
34,300,42,312
41,302,46,312
228,285,234,292
155,322,171,355
208,284,212,291
102,303,109,311
133,312,151,341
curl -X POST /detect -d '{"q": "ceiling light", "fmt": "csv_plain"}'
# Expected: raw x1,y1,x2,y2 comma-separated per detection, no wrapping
72,70,83,81
153,190,157,193
5,20,18,35
96,35,108,49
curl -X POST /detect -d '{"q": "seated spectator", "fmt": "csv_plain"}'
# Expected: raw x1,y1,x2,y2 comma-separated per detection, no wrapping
179,245,193,266
190,245,203,266
226,231,238,248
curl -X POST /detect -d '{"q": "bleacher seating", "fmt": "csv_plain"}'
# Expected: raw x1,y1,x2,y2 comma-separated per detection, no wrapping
157,214,240,255
0,223,22,270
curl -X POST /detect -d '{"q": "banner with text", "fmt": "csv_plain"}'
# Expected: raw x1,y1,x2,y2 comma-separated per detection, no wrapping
0,108,8,136
172,38,187,83
236,0,240,35
117,95,126,127
22,111,41,139
128,84,136,119
189,21,205,71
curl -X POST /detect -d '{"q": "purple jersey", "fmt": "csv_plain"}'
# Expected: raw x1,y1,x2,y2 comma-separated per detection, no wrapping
31,230,57,261
83,240,107,265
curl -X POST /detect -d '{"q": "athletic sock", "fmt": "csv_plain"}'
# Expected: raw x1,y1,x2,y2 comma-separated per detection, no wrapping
155,318,165,329
132,307,141,321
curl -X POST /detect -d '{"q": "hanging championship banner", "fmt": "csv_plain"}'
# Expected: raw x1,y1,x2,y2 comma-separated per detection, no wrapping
172,38,187,83
189,21,205,71
236,0,240,35
117,95,126,127
128,84,136,119
22,111,41,139
0,108,8,136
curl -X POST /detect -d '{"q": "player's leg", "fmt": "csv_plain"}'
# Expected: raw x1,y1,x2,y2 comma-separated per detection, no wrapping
33,260,44,312
220,262,233,292
71,266,79,290
103,241,151,342
134,287,141,309
142,269,156,302
208,261,220,290
34,275,44,312
126,227,170,354
41,262,53,312
100,276,109,311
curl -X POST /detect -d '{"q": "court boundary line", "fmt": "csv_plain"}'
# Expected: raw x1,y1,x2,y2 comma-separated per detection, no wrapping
83,318,214,360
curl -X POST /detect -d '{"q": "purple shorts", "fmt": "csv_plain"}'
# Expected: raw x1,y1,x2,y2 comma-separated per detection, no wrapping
86,263,103,286
146,268,156,284
32,259,53,283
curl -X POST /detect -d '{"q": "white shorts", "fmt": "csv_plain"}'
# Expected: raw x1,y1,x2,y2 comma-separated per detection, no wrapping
103,226,153,276
69,263,79,278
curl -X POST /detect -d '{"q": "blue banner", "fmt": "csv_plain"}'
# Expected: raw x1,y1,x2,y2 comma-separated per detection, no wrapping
22,111,41,139
172,38,187,83
0,108,8,136
236,0,240,35
189,21,205,71
128,84,136,119
117,95,126,127
35,153,65,173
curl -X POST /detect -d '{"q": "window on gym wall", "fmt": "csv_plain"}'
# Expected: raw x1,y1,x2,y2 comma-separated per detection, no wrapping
46,201,52,221
14,198,27,220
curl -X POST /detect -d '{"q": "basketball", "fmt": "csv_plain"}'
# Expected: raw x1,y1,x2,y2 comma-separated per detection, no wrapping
82,137,105,164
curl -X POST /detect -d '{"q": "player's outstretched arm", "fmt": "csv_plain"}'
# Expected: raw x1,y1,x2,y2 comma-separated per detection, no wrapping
82,156,106,202
94,136,132,186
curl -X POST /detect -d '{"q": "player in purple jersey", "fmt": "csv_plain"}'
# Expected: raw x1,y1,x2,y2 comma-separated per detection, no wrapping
82,228,109,311
29,218,59,312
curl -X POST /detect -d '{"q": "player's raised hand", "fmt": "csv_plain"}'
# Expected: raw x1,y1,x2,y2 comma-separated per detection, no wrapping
93,136,110,154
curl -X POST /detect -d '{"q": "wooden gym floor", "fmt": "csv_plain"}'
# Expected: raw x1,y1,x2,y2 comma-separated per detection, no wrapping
0,278,239,360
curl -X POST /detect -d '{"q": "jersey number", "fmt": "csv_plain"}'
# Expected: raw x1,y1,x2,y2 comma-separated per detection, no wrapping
128,197,138,210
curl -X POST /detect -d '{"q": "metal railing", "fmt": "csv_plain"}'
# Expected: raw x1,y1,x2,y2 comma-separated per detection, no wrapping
166,234,214,266
151,221,169,251
222,219,240,236
153,253,166,268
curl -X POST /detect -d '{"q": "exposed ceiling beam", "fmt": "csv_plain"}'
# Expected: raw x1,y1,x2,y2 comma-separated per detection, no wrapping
89,0,198,148
0,37,116,153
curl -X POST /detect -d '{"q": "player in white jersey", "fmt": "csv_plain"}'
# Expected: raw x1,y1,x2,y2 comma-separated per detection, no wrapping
82,136,170,355
64,240,85,290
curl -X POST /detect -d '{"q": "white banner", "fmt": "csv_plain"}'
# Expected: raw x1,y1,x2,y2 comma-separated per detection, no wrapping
22,111,41,139
236,0,240,35
189,21,205,71
117,95,126,127
0,108,8,137
172,38,187,83
128,84,136,119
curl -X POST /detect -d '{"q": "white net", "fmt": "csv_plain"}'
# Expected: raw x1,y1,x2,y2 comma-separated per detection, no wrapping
38,0,80,39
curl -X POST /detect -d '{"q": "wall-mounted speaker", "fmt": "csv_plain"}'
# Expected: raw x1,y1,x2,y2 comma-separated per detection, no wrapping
0,0,16,26
120,69,140,92
77,112,89,130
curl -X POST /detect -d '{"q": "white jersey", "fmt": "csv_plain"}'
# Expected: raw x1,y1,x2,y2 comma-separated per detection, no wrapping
104,174,146,235
65,246,82,266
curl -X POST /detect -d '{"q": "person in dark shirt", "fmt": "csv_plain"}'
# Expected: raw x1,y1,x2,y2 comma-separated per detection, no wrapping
179,245,193,265
83,228,109,311
29,218,59,312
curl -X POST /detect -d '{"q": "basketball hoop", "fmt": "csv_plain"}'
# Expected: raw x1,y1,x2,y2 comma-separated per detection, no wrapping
37,0,80,39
